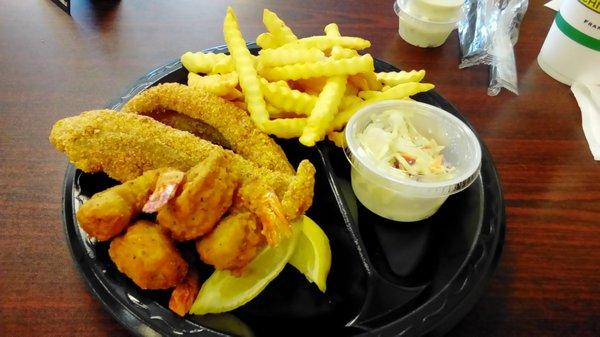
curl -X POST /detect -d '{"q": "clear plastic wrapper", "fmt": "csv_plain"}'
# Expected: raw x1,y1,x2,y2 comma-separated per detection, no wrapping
458,0,528,96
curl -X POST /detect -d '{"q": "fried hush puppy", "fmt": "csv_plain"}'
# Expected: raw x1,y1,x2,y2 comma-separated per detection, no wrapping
158,152,238,241
122,83,294,175
109,220,188,290
196,212,266,273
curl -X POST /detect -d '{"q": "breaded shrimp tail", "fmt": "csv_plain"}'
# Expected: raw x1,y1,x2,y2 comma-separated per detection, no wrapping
122,83,294,175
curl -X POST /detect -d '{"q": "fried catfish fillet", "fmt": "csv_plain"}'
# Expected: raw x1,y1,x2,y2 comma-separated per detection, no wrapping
122,83,294,174
50,110,315,223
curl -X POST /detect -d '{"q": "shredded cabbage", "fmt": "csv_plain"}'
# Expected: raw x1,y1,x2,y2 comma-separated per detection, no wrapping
357,109,454,181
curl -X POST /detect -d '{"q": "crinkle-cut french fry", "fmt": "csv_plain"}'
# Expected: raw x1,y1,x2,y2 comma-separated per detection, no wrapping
358,72,382,90
323,24,381,93
256,32,279,49
324,24,381,93
323,23,357,60
263,9,297,46
266,103,284,117
340,95,363,109
266,104,302,119
266,103,280,114
211,56,235,74
212,55,258,75
331,47,358,59
187,72,239,96
330,82,435,131
376,70,426,86
260,78,316,115
257,48,324,68
260,54,374,81
345,82,359,96
263,118,307,139
348,74,369,91
284,36,371,51
327,129,347,148
218,72,239,87
358,90,381,100
181,52,229,74
323,24,357,58
272,80,290,89
224,7,269,126
221,87,244,101
231,100,246,110
300,75,347,146
324,23,341,37
291,77,327,94
271,111,304,119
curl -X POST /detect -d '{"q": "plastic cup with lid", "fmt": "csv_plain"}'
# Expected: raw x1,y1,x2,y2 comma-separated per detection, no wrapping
394,0,465,48
344,100,481,222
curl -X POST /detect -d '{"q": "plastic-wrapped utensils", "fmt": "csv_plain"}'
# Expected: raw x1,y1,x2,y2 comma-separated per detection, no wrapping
458,0,496,68
458,0,529,96
488,0,529,95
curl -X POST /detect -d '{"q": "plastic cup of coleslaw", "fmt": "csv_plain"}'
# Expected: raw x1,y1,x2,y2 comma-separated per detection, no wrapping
344,100,481,222
394,0,465,48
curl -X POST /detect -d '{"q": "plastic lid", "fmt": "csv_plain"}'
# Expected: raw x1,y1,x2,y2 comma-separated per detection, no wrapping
394,0,465,23
345,100,482,198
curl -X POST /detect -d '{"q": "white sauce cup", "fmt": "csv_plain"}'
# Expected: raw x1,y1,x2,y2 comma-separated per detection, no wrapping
394,0,465,48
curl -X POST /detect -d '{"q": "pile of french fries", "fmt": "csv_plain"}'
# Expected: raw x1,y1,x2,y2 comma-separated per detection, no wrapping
181,7,434,147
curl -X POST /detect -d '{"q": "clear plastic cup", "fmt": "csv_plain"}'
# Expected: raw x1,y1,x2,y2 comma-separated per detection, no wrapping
394,0,464,48
345,100,482,222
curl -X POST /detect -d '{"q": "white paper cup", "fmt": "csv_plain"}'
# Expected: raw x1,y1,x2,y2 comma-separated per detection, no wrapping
538,0,600,85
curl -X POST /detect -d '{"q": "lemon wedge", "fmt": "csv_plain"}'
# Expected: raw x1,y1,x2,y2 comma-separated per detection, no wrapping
188,218,302,315
289,216,332,292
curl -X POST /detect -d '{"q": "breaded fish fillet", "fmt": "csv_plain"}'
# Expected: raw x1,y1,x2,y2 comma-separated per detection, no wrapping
49,110,315,220
122,83,294,175
51,110,287,189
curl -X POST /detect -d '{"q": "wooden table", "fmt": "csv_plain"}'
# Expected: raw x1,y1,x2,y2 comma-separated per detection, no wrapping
1,0,598,336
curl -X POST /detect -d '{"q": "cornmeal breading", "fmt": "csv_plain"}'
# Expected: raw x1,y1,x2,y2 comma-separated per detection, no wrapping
122,83,294,174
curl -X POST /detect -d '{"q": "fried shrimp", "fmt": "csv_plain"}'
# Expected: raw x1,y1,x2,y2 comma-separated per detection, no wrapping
234,181,291,246
196,212,266,273
157,152,238,241
169,270,201,316
76,168,170,241
121,83,294,175
109,220,188,290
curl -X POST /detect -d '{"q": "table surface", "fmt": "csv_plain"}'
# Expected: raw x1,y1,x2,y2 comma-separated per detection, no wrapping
1,0,598,336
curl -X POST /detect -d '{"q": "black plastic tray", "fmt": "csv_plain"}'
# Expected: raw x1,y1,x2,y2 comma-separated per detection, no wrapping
62,44,505,337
